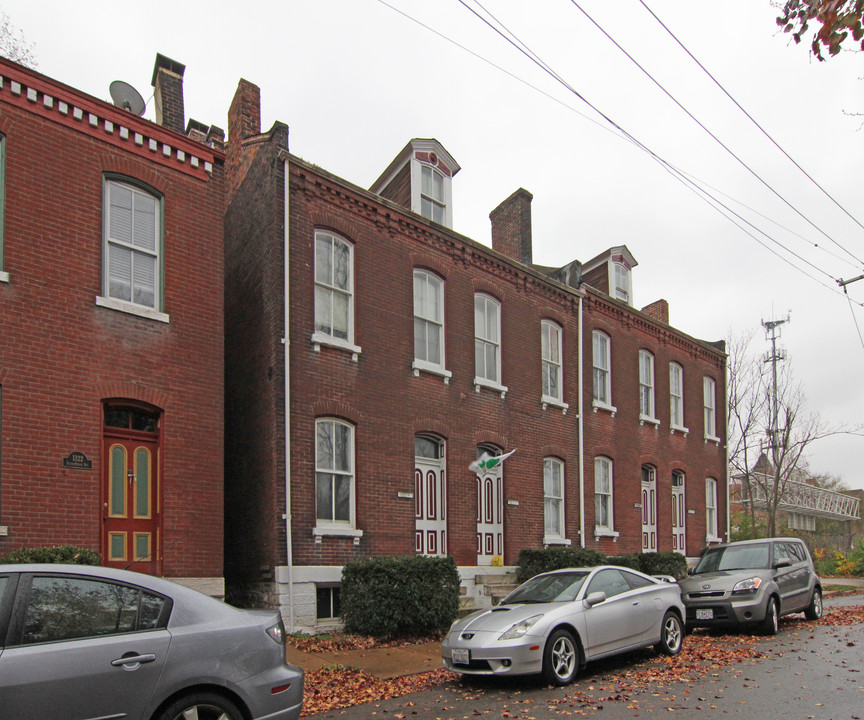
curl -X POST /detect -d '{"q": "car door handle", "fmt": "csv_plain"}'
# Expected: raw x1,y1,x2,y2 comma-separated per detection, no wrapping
112,653,157,668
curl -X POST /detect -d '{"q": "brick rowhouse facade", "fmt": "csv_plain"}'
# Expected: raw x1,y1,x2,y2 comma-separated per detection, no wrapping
223,80,727,631
0,55,225,590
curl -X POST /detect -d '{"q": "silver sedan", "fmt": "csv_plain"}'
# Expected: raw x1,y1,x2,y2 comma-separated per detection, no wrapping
0,564,303,720
442,565,684,685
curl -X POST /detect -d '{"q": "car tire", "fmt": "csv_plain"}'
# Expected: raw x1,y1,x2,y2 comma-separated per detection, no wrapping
542,628,579,686
156,692,243,720
655,611,683,656
804,588,823,621
760,597,779,636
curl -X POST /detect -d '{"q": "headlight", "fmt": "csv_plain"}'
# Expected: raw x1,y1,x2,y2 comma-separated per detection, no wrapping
498,614,543,640
732,577,763,595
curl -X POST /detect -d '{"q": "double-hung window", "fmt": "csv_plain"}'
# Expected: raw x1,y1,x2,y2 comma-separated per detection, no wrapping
594,456,616,535
413,270,447,377
474,294,505,392
420,165,446,224
315,418,355,529
102,179,162,313
0,135,6,283
703,376,718,441
705,477,719,541
541,320,565,407
638,350,656,421
669,363,686,432
544,458,566,543
314,230,358,353
592,330,613,410
613,262,631,303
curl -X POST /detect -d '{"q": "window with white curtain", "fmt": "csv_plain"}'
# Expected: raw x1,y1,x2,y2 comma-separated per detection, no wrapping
315,418,355,528
314,230,354,345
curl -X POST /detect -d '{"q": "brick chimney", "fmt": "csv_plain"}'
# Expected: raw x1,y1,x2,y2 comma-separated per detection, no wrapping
490,188,533,266
151,54,186,133
226,79,263,202
641,299,669,324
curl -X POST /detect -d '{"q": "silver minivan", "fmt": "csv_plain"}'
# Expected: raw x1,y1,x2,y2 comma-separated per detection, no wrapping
679,537,822,635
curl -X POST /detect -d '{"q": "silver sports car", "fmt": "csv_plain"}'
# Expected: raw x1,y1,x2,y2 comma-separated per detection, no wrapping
442,565,685,685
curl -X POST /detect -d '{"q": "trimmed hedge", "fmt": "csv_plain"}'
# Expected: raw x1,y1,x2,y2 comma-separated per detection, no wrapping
0,545,101,565
517,548,688,583
341,555,460,639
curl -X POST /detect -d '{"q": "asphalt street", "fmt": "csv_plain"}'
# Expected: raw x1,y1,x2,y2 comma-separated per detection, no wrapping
307,594,864,719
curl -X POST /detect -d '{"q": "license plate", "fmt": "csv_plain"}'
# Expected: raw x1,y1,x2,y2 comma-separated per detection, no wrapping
696,608,714,620
451,648,470,665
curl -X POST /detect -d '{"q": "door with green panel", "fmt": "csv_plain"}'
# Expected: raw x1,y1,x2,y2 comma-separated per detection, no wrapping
103,437,160,575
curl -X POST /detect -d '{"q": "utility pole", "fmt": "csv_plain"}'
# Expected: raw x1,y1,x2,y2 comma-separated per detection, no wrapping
762,314,790,468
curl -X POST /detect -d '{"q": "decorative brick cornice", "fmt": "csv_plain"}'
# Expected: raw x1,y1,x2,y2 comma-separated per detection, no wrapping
0,58,220,182
96,381,172,410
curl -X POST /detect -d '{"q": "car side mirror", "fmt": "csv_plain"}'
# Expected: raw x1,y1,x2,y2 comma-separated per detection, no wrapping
687,567,695,576
584,591,607,607
774,557,792,569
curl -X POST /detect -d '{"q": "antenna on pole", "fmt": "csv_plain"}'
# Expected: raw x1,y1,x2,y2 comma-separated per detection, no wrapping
762,312,790,465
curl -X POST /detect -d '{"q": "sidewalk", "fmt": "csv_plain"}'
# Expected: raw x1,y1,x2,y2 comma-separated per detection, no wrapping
285,640,443,679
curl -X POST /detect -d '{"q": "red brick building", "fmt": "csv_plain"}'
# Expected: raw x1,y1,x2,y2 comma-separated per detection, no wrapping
223,80,727,631
0,55,225,592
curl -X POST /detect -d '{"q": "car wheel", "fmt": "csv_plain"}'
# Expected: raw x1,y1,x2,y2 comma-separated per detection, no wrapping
655,611,683,655
760,597,779,636
156,692,243,720
542,628,579,686
804,588,823,621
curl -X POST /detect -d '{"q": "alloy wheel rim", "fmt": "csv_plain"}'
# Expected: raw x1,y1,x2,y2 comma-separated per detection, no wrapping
552,637,576,679
665,617,681,651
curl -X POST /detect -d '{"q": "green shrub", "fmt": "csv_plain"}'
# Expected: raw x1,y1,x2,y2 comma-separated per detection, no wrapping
341,555,460,639
636,551,689,580
849,541,864,577
516,547,605,583
607,553,641,571
0,545,100,565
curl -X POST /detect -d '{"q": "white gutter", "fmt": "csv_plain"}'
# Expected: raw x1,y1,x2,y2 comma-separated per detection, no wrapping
282,158,295,630
578,295,585,547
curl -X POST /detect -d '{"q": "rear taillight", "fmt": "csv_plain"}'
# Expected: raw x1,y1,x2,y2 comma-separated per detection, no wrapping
266,620,286,645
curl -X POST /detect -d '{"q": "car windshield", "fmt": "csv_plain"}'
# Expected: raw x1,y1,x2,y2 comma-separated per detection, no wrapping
502,571,588,604
695,543,771,573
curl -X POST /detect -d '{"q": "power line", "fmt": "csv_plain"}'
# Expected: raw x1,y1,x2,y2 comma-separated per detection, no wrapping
567,0,864,269
638,0,864,252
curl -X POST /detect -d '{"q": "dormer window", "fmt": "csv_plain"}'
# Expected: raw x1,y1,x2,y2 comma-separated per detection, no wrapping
369,139,460,230
421,164,445,223
613,262,631,303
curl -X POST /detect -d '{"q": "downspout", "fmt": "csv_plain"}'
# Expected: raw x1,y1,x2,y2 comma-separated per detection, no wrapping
282,157,295,631
578,295,585,547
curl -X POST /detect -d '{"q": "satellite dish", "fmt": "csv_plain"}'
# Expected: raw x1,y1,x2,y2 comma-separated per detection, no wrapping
109,80,146,116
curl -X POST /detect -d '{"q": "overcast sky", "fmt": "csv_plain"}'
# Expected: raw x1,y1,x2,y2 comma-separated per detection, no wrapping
5,1,863,490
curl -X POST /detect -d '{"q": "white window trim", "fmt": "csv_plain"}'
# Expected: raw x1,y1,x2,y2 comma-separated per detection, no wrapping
609,261,631,305
705,477,719,541
592,330,612,408
474,293,503,390
412,360,452,383
669,362,686,433
410,158,454,227
103,178,162,313
0,271,8,283
594,457,616,536
315,418,357,533
541,319,564,404
314,230,356,349
542,395,569,413
413,270,448,377
311,331,362,361
703,376,719,442
543,458,566,543
638,350,656,422
96,295,170,323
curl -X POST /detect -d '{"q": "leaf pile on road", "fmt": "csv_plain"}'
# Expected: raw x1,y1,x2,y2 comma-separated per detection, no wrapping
296,606,864,716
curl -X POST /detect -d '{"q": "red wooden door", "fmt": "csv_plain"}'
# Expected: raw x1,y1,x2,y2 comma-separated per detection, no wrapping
103,437,160,575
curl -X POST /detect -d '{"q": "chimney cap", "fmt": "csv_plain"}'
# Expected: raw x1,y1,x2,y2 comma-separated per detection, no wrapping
151,53,186,87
